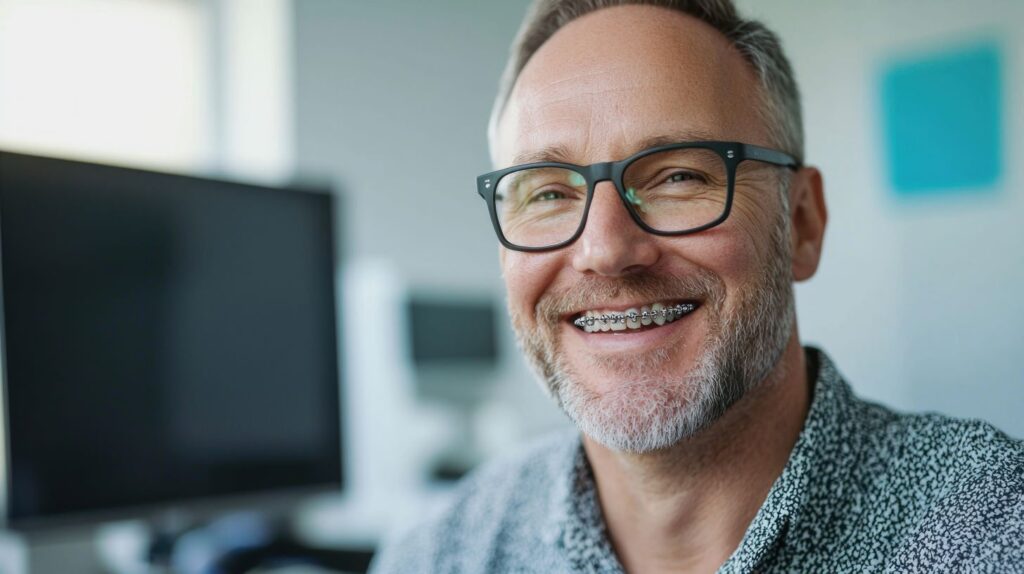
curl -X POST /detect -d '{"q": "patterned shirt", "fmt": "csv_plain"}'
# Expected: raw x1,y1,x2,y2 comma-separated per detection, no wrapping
369,348,1024,573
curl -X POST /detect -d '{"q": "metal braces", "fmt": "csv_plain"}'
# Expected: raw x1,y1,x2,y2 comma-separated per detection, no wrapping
573,303,696,329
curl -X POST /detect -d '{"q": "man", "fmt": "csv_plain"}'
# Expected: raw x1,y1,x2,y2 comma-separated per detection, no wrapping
371,1,1024,572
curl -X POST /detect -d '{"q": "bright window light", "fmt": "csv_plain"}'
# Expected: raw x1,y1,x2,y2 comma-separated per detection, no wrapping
0,0,211,171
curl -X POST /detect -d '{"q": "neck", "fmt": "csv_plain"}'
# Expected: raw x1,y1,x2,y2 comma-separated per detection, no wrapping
583,334,812,574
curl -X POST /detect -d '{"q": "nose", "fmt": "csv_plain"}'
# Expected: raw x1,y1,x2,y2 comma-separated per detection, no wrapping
572,181,661,276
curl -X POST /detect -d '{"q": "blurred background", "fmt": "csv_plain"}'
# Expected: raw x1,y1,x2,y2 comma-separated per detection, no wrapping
0,0,1020,572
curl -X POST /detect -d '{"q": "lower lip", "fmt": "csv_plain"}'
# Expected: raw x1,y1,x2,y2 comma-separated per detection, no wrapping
565,307,700,353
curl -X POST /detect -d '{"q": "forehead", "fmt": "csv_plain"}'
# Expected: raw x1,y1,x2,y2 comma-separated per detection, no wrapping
495,5,768,168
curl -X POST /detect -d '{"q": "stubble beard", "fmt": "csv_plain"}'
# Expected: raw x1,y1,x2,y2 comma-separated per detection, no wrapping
509,210,796,454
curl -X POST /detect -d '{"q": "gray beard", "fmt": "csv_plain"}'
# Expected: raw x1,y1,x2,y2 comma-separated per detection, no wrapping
510,208,795,454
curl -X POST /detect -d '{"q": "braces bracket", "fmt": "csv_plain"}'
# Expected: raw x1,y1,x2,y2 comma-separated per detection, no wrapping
573,303,696,329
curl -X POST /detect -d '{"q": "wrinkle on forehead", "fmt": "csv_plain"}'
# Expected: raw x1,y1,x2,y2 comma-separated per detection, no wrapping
511,127,722,166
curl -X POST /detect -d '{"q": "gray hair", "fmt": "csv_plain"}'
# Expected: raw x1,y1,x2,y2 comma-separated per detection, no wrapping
488,0,804,164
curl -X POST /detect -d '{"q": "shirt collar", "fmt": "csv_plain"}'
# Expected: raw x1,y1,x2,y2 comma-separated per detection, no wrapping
723,347,867,569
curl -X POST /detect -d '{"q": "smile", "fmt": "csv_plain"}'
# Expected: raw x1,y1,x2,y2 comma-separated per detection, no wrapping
572,302,698,333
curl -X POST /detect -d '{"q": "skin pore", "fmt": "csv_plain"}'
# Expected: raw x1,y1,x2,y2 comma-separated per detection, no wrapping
494,6,827,574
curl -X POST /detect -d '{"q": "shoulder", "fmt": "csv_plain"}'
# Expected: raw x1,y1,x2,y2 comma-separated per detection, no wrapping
811,348,1021,505
787,353,1024,570
368,430,578,574
855,404,1024,569
858,403,1023,492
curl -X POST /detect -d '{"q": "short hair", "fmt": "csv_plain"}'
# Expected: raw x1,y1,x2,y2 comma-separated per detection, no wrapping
488,0,804,165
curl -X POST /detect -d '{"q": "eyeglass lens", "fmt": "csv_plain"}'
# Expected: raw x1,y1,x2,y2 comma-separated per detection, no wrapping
494,147,728,249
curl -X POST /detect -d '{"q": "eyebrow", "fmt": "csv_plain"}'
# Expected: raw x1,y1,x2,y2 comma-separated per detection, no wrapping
510,128,721,166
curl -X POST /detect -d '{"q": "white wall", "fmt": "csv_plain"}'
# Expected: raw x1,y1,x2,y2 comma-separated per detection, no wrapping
292,0,568,444
211,0,296,183
739,0,1024,436
293,0,530,291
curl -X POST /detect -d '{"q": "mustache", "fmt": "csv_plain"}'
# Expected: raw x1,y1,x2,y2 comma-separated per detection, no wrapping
534,269,725,326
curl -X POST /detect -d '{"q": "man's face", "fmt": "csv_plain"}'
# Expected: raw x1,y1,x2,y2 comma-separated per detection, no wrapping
494,6,797,453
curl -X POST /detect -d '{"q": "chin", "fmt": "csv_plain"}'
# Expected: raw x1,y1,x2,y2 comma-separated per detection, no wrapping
553,346,724,453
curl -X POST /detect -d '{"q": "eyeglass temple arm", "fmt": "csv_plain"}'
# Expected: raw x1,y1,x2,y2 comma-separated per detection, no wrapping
741,144,802,170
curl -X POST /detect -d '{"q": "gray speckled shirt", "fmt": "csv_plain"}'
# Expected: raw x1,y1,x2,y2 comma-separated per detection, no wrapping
370,349,1024,573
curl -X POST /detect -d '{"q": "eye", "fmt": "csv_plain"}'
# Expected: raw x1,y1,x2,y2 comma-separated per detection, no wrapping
528,188,569,203
664,171,706,184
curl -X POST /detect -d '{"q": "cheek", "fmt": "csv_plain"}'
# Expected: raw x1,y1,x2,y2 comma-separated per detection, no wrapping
718,193,786,273
685,223,758,267
730,195,779,250
675,220,770,307
501,250,564,324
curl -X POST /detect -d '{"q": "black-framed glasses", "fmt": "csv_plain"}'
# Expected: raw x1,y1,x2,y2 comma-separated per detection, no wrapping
476,141,800,252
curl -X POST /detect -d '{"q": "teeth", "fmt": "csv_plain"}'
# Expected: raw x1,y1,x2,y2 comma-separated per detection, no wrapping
610,316,626,331
572,302,696,331
652,302,666,326
625,308,640,329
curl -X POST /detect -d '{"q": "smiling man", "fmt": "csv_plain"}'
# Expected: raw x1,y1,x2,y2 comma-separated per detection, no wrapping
370,1,1024,572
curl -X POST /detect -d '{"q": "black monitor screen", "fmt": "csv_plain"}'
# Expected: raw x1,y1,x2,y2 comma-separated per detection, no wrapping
407,298,498,366
0,152,342,526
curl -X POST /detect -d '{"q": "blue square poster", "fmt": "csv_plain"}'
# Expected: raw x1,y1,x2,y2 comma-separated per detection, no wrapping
881,41,1003,196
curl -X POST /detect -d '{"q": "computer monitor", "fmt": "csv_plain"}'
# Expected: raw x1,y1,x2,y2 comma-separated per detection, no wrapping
407,297,498,367
406,295,499,403
0,151,343,530
405,295,499,480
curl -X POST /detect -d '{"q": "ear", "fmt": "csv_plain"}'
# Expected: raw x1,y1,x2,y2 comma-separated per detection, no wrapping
789,167,827,282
